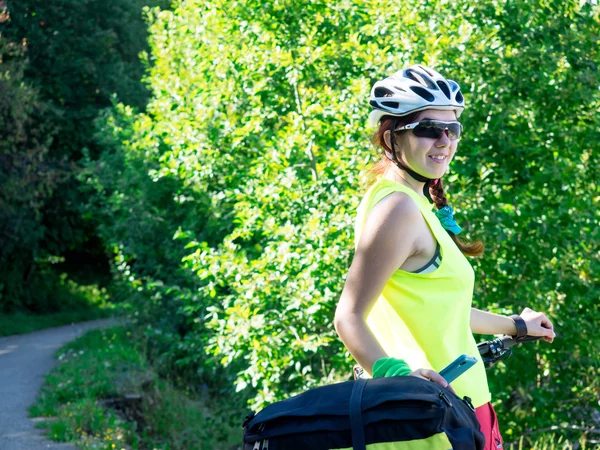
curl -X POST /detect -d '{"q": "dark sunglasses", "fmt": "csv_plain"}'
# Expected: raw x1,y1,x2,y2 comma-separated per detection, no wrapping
394,120,462,140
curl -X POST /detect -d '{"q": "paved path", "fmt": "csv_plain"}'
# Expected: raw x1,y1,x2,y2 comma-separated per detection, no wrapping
0,318,118,450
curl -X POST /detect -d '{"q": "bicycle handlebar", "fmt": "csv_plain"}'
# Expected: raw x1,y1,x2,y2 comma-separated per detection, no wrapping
477,335,543,369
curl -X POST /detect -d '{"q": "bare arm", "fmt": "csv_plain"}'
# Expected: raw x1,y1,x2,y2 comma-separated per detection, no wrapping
470,308,518,335
334,314,388,375
334,193,422,375
471,307,556,342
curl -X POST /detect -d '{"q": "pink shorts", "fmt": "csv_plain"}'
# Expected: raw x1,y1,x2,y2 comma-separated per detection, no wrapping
475,402,504,449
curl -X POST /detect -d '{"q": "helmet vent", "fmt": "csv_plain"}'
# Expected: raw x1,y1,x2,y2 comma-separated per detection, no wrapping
437,80,451,99
393,86,407,92
381,101,400,108
455,90,464,103
374,87,395,97
417,65,435,77
409,86,435,102
405,68,437,90
405,69,419,83
448,80,459,92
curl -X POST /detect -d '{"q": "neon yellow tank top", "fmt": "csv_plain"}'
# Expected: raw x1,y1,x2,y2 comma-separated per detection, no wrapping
354,177,491,408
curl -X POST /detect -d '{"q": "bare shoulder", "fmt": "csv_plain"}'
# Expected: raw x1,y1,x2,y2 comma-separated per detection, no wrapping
363,191,422,237
358,191,422,257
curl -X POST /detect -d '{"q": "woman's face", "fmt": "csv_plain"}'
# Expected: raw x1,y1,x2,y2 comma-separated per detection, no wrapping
384,109,459,179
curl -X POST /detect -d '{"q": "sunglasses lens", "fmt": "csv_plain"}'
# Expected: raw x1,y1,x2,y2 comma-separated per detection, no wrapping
412,121,461,140
446,123,461,139
412,124,442,139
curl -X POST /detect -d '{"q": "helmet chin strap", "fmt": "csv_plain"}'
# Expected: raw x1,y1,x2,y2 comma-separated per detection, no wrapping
390,117,436,203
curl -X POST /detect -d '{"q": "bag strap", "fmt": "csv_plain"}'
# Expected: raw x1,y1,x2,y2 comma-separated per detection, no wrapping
349,378,367,450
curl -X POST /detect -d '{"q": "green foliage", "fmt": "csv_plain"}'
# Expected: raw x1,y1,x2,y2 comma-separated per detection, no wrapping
0,31,61,311
450,2,600,444
80,100,214,379
85,0,600,446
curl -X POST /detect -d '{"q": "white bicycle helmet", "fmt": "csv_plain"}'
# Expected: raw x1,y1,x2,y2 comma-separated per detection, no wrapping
369,64,465,126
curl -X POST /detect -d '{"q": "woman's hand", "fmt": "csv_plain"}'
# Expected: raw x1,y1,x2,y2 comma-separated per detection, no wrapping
408,368,456,395
519,307,556,343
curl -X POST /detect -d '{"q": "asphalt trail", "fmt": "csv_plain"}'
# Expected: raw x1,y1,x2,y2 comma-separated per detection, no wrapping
0,319,117,450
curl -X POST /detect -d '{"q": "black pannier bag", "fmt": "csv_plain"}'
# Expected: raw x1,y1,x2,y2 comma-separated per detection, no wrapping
243,376,485,450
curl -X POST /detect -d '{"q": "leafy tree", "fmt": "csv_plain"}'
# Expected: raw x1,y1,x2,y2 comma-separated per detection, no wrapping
0,0,167,311
0,27,61,310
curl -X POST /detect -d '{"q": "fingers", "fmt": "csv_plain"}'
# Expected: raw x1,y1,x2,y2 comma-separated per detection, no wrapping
520,308,556,343
539,312,554,333
542,315,553,330
410,369,455,394
533,326,555,343
421,369,447,387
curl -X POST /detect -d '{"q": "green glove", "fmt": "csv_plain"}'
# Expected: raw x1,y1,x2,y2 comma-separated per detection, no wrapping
372,357,412,378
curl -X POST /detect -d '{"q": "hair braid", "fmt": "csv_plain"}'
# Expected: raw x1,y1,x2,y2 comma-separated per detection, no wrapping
429,178,448,209
428,178,484,257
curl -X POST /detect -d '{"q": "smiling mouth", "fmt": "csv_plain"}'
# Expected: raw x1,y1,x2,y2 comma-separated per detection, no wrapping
428,155,447,162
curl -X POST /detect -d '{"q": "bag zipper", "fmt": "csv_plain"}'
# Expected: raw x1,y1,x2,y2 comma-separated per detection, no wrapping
253,439,269,450
461,395,475,413
439,391,453,407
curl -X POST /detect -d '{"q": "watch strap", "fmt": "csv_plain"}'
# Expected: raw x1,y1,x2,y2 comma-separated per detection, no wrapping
510,314,528,339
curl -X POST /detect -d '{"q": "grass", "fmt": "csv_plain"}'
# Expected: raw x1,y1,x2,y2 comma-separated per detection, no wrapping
0,274,115,337
0,309,113,337
30,326,244,450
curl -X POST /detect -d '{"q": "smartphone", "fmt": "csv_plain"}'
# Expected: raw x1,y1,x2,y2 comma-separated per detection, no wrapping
439,354,478,384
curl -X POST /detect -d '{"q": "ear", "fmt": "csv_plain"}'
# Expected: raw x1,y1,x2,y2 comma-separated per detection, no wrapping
383,130,394,160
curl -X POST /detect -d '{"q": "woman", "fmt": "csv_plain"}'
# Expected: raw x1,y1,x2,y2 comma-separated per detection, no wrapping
334,64,556,449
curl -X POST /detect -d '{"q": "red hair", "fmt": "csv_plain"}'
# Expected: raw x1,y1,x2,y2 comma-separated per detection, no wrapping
367,115,484,257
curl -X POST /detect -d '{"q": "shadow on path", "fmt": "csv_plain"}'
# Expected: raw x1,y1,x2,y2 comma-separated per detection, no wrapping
0,318,119,450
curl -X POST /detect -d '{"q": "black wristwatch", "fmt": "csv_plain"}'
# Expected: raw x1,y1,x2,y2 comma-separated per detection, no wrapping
510,314,528,339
